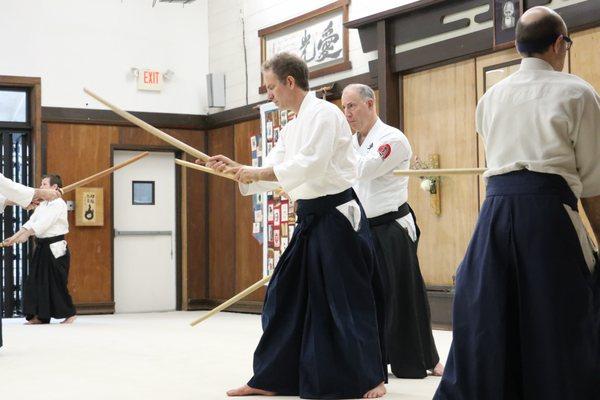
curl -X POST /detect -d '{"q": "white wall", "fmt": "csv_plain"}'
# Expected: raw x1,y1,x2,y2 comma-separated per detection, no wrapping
0,0,209,114
208,0,419,110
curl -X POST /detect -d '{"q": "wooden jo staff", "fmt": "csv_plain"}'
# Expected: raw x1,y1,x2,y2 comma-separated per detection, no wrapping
1,152,150,247
190,275,271,327
61,152,150,194
83,87,210,162
394,167,487,176
175,159,237,181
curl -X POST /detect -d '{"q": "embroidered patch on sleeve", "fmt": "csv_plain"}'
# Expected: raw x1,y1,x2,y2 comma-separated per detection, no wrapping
378,144,391,160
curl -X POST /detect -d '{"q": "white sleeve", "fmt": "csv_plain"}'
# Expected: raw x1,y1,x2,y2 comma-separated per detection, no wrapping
23,202,63,236
273,109,337,193
0,173,34,208
0,194,6,214
356,138,412,181
575,88,600,198
239,130,286,196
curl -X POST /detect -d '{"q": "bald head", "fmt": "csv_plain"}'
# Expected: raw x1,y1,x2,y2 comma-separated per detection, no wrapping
516,6,567,56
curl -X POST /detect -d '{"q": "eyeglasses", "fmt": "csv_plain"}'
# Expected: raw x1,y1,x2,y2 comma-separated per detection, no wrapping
561,35,573,50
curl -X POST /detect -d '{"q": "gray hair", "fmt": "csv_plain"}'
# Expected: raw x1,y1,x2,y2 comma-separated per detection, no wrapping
343,83,375,101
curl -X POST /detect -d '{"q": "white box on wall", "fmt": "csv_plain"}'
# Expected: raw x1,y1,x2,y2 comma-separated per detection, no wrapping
206,73,225,108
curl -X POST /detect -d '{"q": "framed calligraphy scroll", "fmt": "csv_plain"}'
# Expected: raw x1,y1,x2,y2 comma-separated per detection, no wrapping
75,187,104,226
258,0,351,93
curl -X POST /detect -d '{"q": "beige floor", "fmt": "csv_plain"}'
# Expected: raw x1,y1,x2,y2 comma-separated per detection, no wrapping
0,311,451,400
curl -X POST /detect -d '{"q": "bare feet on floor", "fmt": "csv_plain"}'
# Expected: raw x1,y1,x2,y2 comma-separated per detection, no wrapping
430,362,445,376
25,316,44,325
363,381,386,398
61,316,77,324
226,385,276,397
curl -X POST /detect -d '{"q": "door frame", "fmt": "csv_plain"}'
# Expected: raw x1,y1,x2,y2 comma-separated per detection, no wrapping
110,144,183,311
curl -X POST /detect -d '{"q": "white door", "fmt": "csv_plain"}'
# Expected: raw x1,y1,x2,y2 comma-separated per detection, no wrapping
113,150,176,313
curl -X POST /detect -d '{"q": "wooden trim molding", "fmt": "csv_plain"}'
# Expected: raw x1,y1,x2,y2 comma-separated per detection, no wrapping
75,302,115,315
188,298,264,314
42,107,209,130
427,290,452,330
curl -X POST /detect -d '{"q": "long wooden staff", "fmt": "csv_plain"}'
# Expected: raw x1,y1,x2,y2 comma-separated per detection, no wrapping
190,275,271,327
394,167,487,176
1,152,149,247
175,159,237,181
83,87,210,162
61,152,149,193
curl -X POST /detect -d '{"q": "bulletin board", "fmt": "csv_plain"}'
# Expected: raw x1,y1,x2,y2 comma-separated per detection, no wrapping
256,102,297,278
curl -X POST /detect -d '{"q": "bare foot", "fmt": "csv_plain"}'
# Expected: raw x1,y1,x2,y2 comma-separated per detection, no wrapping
430,362,445,376
25,316,44,325
363,382,386,398
61,316,77,324
226,385,276,397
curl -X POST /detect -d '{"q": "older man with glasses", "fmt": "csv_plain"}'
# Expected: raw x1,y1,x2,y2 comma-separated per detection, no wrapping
435,6,599,400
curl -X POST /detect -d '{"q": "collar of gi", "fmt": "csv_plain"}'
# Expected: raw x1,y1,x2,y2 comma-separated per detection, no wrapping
519,57,555,72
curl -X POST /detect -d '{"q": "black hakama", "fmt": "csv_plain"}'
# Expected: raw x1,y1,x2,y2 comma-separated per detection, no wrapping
248,189,386,399
434,170,599,399
368,204,440,378
23,235,76,323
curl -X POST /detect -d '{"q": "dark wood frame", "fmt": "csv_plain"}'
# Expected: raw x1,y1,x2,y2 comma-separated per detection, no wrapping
0,76,42,184
131,180,156,205
492,0,523,49
257,0,352,93
110,145,183,311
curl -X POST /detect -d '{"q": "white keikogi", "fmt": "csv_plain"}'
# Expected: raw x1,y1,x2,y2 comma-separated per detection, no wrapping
22,198,69,239
240,92,356,200
478,57,600,199
352,118,416,239
0,173,35,213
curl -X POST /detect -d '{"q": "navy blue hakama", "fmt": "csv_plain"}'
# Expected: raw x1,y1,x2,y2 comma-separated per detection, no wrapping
248,189,386,399
435,170,599,400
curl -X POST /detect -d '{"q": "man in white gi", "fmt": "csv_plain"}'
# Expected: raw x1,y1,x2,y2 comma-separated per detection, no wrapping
435,6,600,399
0,173,61,211
4,174,75,325
204,52,387,399
342,83,444,379
1,174,62,347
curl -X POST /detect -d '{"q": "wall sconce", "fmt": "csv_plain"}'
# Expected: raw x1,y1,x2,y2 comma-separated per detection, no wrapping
413,154,441,215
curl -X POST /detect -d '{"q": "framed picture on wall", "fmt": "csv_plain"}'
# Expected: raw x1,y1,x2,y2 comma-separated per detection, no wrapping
493,0,523,49
258,0,351,93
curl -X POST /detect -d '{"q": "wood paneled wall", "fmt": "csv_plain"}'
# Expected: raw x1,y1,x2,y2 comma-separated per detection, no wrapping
38,24,600,314
233,120,265,302
43,123,207,312
403,60,479,287
207,127,237,301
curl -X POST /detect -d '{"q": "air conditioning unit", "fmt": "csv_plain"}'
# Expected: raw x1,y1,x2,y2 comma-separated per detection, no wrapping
206,73,226,108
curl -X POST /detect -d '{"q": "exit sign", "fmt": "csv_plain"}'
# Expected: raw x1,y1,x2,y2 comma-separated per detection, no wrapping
137,69,163,91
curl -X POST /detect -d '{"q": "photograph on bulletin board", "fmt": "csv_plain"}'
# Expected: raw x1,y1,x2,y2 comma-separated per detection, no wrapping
258,102,297,279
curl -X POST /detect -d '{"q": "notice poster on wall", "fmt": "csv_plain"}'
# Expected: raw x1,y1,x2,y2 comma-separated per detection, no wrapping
258,102,297,279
